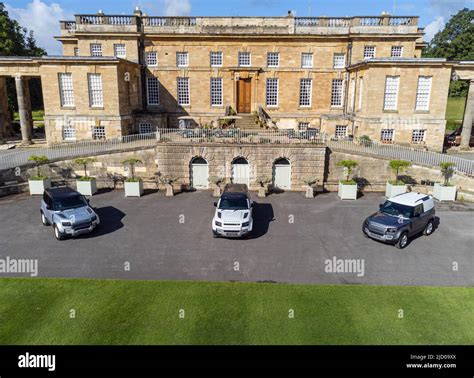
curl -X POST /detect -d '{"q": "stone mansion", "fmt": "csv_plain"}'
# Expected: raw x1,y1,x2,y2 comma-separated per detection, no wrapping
0,8,473,152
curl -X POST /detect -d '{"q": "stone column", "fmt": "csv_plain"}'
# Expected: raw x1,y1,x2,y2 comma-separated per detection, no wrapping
0,77,12,142
460,79,474,149
14,75,33,145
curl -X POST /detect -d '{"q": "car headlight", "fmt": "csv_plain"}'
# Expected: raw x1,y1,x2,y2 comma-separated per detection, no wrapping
217,212,222,219
386,227,397,233
243,212,249,219
242,222,250,227
86,207,93,214
91,215,97,222
62,221,71,227
215,221,222,227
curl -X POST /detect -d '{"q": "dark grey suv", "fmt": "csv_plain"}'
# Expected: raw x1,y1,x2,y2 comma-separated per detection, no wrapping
363,192,436,249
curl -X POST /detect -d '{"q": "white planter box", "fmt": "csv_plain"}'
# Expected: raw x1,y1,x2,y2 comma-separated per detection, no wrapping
338,182,358,200
76,178,97,196
385,182,407,198
124,180,143,197
28,178,51,195
433,183,457,202
304,186,314,198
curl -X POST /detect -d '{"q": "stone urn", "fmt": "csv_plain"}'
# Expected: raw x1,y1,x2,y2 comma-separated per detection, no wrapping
258,186,266,198
165,183,174,197
213,185,221,198
305,185,313,199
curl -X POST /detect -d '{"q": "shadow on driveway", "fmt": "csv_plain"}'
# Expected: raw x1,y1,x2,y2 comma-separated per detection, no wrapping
251,202,275,239
80,206,126,238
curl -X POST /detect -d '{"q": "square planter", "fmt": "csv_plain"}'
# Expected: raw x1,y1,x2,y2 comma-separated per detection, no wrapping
28,178,51,195
338,182,358,200
385,182,407,198
165,184,174,197
304,186,314,199
258,186,267,198
124,180,143,197
76,178,97,196
433,183,457,202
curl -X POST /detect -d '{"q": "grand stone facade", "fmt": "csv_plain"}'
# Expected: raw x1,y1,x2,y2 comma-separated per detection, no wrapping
0,9,473,151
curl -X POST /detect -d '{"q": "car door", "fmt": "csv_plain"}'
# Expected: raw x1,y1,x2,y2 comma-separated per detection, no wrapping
412,204,425,234
43,193,53,223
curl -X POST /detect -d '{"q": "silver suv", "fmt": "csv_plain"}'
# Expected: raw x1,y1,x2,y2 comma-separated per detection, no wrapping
40,187,100,240
363,192,436,249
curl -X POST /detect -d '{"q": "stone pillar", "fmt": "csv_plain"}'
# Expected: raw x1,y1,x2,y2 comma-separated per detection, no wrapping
460,79,474,149
14,75,33,145
0,77,12,142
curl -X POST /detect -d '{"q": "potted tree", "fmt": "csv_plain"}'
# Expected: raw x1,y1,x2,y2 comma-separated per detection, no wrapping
337,160,358,200
208,176,224,198
160,175,179,197
74,157,97,196
302,176,318,199
433,162,457,201
386,160,411,198
27,155,51,195
122,158,143,197
256,176,271,198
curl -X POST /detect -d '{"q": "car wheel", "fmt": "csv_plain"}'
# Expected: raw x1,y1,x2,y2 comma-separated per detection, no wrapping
423,220,434,236
41,211,49,226
363,230,369,238
212,231,219,238
54,225,66,241
396,232,409,249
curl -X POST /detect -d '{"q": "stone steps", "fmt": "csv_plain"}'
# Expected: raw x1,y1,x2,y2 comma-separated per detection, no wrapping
234,114,261,129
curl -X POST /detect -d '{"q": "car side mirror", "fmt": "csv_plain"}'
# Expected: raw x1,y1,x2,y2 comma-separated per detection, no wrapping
213,202,217,207
378,204,383,209
45,205,50,210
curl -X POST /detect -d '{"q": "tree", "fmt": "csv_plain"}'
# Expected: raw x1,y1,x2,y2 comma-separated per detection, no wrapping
439,162,455,186
28,154,49,178
74,157,96,180
337,160,358,183
0,3,47,113
388,160,412,184
423,8,474,97
122,158,143,181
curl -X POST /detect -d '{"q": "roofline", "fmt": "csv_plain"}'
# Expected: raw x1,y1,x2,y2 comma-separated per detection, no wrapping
0,55,139,66
347,57,451,70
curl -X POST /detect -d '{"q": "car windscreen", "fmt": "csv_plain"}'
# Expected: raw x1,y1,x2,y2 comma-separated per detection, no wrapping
53,195,87,211
380,200,413,218
219,197,248,210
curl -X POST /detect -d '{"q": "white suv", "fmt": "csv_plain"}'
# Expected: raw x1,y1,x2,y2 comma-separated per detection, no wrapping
212,184,253,238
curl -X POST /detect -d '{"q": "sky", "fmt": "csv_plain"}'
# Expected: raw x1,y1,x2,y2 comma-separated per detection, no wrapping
4,0,473,55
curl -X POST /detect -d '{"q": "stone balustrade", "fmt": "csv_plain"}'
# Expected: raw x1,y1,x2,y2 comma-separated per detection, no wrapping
59,14,420,35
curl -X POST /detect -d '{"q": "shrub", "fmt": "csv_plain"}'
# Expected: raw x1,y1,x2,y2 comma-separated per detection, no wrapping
388,160,411,185
73,157,96,180
337,160,358,183
122,158,143,182
28,155,49,180
440,162,456,186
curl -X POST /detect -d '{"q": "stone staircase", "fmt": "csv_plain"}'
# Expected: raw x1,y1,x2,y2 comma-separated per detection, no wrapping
234,114,261,129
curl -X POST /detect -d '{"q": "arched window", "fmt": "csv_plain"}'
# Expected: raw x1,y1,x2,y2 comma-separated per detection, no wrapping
274,158,290,165
190,156,207,165
232,157,248,165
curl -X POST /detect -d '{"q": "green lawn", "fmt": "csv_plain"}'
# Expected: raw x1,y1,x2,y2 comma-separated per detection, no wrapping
445,96,466,133
1,278,472,345
13,110,44,121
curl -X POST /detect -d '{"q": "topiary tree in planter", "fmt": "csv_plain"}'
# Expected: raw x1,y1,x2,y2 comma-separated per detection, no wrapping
27,155,50,195
301,176,318,198
434,162,457,201
209,176,224,197
386,159,411,197
74,157,97,196
255,176,271,198
122,158,144,197
337,160,358,200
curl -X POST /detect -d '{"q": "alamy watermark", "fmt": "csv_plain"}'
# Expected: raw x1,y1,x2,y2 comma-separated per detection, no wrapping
0,256,38,277
325,256,365,277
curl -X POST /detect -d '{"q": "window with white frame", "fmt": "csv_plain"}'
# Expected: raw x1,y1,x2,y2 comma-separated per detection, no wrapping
335,125,347,138
301,53,313,68
210,77,223,106
176,52,189,67
267,52,280,68
139,123,153,134
383,76,400,110
62,123,76,140
349,78,356,111
177,77,190,105
412,129,426,143
73,47,79,56
298,122,309,130
299,78,312,107
415,76,432,111
146,51,157,66
381,129,394,143
363,46,376,59
331,79,344,107
210,51,223,67
88,74,103,107
358,77,364,110
266,78,279,107
114,43,126,58
146,77,160,105
391,46,403,58
238,52,251,67
58,73,74,107
92,126,106,140
90,43,102,57
333,53,346,69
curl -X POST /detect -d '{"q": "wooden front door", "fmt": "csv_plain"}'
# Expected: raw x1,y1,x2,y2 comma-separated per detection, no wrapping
237,79,251,113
